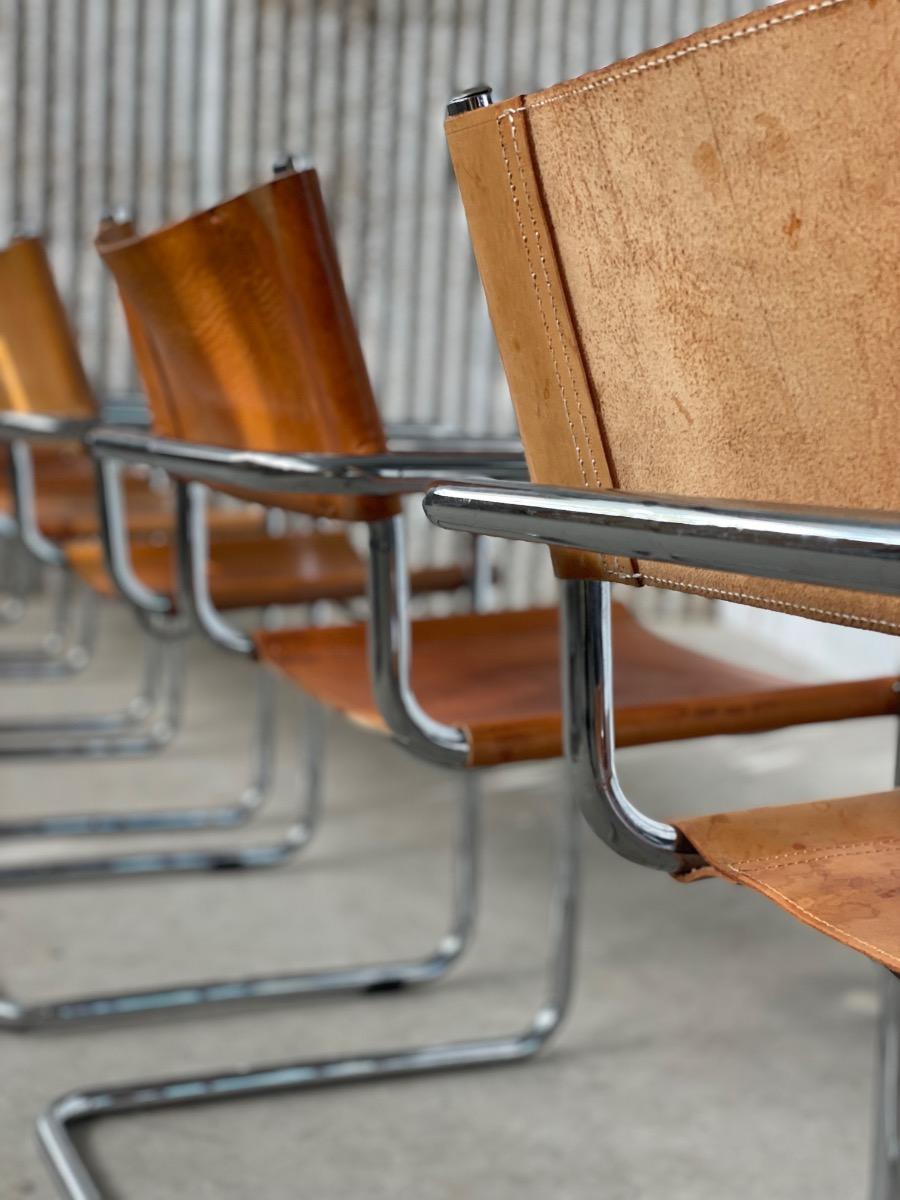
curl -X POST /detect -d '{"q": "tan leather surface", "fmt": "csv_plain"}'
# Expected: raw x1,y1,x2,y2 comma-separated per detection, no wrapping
96,169,396,522
66,528,470,612
0,473,267,544
0,444,95,491
256,602,899,767
96,217,178,440
0,474,171,541
0,238,96,418
447,0,900,633
676,790,900,972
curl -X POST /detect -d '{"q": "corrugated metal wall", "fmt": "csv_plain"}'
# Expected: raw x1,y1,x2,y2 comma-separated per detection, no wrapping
0,0,763,609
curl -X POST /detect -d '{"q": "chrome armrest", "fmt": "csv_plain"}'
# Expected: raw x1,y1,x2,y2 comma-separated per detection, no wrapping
86,428,529,495
0,412,98,444
423,482,900,598
425,481,900,874
85,432,506,759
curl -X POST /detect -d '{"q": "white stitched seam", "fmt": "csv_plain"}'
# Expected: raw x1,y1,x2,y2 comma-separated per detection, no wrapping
502,110,632,578
729,838,900,871
730,870,899,967
507,114,602,491
496,117,589,490
601,568,900,632
494,0,886,626
497,0,850,120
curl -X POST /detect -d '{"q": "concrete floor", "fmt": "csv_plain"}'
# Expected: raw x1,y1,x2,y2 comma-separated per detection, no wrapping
0,595,894,1199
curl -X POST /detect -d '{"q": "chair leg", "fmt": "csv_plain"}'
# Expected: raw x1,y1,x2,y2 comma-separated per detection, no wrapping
871,969,900,1200
0,667,278,855
0,534,28,625
37,777,577,1200
0,671,317,886
0,626,183,759
0,571,99,681
1,744,483,1029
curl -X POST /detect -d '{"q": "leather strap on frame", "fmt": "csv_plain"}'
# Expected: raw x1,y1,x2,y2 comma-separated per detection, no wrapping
446,102,640,586
674,789,900,973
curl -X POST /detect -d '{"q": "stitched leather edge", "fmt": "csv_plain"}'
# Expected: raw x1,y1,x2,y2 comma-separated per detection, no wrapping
496,0,897,633
496,108,638,583
497,0,850,120
730,865,900,970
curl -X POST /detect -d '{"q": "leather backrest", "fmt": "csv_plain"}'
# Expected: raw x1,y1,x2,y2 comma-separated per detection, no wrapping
447,0,900,635
96,167,395,521
96,216,180,440
0,237,96,418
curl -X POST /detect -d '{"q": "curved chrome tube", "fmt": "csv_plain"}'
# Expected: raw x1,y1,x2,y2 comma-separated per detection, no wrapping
366,516,469,768
424,482,900,598
95,458,173,618
1,733,480,1028
87,427,528,496
563,579,696,872
37,772,578,1199
0,412,97,443
9,441,65,567
174,480,254,657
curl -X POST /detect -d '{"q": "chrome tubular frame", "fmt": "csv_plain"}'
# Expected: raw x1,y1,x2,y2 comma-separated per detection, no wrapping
562,578,693,872
1,709,481,1029
94,457,185,641
425,477,900,1193
0,530,29,625
0,629,182,762
38,770,577,1200
424,482,900,598
31,437,580,1195
0,670,289,886
8,439,66,568
0,449,184,756
85,435,516,769
426,479,900,866
0,413,98,445
174,479,254,656
0,441,101,679
86,427,529,496
0,569,99,681
367,515,469,768
0,426,282,863
871,733,900,1200
873,970,900,1200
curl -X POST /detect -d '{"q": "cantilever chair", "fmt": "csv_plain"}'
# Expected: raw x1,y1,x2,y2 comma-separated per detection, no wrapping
0,231,474,885
0,236,178,686
36,149,900,1195
430,0,900,1191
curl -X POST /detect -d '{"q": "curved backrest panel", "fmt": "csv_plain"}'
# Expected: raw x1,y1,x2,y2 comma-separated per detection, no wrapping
0,237,96,418
96,216,179,440
447,0,900,634
97,167,394,520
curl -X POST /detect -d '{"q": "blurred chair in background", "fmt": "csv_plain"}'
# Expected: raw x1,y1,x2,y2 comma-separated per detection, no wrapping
0,229,473,884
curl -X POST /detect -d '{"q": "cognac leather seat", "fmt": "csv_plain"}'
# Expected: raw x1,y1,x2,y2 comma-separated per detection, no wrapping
66,529,471,612
256,603,900,767
0,477,272,544
676,789,900,973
